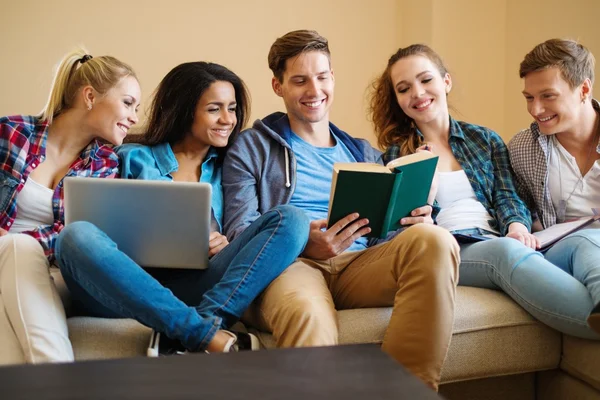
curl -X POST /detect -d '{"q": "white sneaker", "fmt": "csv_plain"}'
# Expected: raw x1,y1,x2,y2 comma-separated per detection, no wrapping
221,330,260,352
147,330,188,357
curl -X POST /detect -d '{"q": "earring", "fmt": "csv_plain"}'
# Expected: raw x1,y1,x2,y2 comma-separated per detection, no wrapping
87,104,92,111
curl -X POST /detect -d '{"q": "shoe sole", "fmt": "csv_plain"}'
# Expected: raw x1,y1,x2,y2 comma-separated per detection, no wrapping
248,333,261,351
147,332,160,358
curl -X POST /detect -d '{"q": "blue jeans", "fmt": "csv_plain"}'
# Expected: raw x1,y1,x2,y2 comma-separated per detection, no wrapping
55,205,309,351
458,230,600,340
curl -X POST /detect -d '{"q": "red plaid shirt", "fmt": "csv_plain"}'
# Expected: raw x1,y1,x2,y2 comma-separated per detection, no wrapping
0,115,119,261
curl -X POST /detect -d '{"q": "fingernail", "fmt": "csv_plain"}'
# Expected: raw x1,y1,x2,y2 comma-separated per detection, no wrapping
401,219,406,224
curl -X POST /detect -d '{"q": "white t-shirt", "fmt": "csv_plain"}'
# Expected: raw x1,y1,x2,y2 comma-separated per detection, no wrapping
435,170,499,234
11,177,54,233
547,135,600,227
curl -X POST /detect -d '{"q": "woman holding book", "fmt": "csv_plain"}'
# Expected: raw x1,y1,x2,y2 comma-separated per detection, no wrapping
0,49,141,364
508,39,600,333
55,62,310,355
369,43,600,339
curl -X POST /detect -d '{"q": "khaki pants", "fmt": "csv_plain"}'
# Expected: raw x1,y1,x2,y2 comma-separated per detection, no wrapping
244,224,460,390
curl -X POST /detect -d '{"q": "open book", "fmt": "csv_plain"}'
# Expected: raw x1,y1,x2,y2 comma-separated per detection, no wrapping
327,152,438,238
533,216,600,251
453,215,599,250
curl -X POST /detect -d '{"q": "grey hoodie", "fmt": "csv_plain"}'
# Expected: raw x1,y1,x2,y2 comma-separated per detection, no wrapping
223,112,382,240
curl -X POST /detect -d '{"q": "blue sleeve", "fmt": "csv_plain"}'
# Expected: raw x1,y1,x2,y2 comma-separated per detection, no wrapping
115,144,155,180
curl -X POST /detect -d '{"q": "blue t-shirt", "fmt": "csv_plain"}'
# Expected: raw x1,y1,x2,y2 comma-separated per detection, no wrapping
117,143,223,233
289,131,368,252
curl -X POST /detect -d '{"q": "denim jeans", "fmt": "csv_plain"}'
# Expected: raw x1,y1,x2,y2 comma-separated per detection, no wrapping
55,205,309,351
457,229,600,340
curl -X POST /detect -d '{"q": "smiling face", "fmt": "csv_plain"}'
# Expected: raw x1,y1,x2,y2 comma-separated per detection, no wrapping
187,80,237,149
86,75,141,145
522,67,589,135
389,55,451,129
272,50,334,128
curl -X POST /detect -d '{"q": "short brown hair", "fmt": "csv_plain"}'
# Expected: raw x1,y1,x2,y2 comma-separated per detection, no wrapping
369,44,448,154
519,39,595,88
268,30,330,82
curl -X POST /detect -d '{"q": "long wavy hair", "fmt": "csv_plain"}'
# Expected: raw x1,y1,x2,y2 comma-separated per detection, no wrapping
130,62,250,159
369,44,448,156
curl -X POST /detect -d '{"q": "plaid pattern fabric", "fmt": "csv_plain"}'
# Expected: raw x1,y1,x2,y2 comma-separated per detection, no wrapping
0,115,119,261
508,99,600,229
383,117,531,235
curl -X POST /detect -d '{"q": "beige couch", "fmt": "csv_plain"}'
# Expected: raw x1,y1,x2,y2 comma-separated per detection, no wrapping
52,269,599,399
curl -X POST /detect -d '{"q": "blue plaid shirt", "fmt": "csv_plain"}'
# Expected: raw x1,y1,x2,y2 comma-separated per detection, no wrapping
383,117,531,235
0,115,119,261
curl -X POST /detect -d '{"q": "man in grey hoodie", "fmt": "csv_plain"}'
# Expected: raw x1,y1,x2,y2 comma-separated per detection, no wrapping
222,30,459,390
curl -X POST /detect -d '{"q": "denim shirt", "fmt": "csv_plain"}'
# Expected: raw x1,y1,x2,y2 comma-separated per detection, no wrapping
383,117,531,235
116,142,223,233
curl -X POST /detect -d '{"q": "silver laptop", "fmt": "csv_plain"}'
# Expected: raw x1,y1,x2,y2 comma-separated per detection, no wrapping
64,177,212,269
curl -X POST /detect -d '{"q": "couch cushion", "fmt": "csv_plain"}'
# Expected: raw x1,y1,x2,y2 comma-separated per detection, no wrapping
538,369,600,400
442,287,560,383
68,317,151,360
560,335,600,391
250,287,562,383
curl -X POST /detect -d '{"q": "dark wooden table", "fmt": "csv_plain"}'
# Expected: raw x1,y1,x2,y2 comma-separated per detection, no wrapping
0,344,440,399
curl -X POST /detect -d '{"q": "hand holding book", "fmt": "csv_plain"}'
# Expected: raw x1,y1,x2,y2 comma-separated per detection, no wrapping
302,214,371,260
327,152,439,238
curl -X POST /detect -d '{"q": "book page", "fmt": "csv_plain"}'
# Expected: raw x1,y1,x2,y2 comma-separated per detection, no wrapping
533,216,598,248
333,162,391,173
386,152,436,170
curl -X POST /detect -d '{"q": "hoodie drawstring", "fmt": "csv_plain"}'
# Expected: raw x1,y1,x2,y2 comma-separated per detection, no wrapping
284,148,291,188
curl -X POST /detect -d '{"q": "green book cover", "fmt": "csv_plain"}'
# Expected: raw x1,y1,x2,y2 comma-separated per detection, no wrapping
327,154,438,239
386,156,438,233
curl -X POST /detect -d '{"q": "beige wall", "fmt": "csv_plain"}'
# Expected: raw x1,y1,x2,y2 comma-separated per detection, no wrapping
0,0,397,143
504,0,600,138
2,0,600,146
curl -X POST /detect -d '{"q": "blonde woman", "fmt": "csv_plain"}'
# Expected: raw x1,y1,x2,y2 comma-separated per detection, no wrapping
0,49,140,364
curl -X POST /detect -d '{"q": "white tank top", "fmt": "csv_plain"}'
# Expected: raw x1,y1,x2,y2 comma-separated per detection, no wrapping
435,170,499,234
11,177,54,233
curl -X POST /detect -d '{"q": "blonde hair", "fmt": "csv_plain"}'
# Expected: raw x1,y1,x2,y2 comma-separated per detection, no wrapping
519,39,595,88
40,48,137,124
369,44,448,155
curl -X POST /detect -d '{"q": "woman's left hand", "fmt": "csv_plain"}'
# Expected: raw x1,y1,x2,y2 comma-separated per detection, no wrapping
506,222,540,250
400,205,434,226
209,232,229,257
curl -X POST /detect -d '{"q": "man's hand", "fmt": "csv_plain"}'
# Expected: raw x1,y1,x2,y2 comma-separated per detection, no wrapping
506,222,540,250
0,228,8,237
209,232,229,257
302,213,370,260
400,205,434,226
